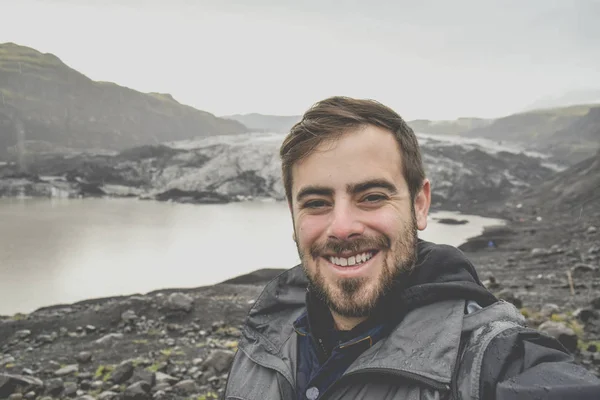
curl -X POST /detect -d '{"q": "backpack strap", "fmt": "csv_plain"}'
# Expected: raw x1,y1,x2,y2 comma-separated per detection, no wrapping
451,301,526,400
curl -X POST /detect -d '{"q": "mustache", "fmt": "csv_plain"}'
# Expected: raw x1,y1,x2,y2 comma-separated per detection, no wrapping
309,235,391,259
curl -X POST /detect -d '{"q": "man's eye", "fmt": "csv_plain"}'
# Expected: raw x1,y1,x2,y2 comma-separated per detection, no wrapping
304,200,328,209
363,194,386,203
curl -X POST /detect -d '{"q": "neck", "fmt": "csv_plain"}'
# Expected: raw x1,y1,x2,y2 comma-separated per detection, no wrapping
331,310,367,331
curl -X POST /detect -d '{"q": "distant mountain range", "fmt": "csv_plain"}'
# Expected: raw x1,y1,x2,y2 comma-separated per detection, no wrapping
225,104,600,164
0,43,247,159
1,42,598,165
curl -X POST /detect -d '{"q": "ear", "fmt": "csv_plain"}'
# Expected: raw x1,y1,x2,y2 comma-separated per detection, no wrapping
414,179,431,231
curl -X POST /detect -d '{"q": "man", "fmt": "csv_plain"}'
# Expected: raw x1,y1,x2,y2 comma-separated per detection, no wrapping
224,97,600,399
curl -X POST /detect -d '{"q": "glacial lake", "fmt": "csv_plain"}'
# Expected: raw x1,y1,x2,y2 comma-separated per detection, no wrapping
0,198,504,315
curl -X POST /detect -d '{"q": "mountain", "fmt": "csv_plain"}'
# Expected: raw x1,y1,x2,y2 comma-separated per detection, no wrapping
0,43,247,159
519,148,600,214
522,89,600,112
408,117,493,135
464,104,600,164
222,113,301,133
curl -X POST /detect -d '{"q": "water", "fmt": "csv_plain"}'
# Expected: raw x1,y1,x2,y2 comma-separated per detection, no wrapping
0,198,504,315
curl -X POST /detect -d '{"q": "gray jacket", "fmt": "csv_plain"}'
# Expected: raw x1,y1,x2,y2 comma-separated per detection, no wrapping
225,265,600,399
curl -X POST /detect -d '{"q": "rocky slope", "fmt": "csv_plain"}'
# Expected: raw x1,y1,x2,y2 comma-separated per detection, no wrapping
0,43,247,159
0,133,557,211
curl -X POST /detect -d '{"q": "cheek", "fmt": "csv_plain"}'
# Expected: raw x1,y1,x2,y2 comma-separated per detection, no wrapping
295,215,326,248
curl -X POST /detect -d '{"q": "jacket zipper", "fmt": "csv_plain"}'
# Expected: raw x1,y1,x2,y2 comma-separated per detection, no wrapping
319,368,451,400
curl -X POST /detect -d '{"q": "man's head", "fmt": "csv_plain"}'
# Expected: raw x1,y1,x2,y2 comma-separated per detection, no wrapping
280,96,431,327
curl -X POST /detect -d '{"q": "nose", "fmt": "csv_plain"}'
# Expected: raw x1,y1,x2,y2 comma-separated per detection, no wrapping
327,201,365,240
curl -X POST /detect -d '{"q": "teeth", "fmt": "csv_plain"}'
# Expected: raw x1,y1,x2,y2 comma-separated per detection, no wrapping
329,252,374,267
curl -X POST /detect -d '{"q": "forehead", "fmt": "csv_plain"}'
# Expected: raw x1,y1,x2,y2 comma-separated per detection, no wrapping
291,125,404,192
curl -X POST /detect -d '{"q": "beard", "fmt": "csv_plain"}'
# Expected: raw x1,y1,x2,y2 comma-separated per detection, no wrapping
296,210,419,320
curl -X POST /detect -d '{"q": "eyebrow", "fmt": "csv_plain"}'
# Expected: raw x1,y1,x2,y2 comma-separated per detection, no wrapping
295,179,398,203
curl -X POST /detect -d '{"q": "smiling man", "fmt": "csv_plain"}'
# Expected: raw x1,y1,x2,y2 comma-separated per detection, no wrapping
225,97,600,400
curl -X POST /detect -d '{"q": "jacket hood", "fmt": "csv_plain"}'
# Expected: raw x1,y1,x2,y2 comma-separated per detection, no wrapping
241,239,497,355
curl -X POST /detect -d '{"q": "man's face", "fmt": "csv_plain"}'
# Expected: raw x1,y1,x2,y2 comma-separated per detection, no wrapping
290,125,431,319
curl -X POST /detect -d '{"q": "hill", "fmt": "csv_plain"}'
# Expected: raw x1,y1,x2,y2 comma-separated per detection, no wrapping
464,104,600,164
408,117,492,135
222,113,301,133
0,43,247,159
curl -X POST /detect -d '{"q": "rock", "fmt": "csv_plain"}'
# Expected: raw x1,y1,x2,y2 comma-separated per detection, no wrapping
91,380,104,390
0,355,15,366
592,297,600,309
98,391,119,400
531,248,549,257
538,321,578,353
574,308,598,322
23,391,36,400
192,358,204,366
76,396,96,400
124,381,151,400
95,333,124,345
0,374,44,398
153,390,167,399
14,330,31,339
483,275,500,290
165,293,193,313
152,382,171,392
54,364,79,377
75,351,93,364
203,350,235,374
129,369,155,387
64,382,78,397
572,263,598,277
540,303,560,317
111,361,134,384
85,325,97,333
495,289,523,309
8,394,23,400
589,246,600,255
122,310,138,323
45,378,64,396
21,369,33,376
155,372,178,385
587,226,597,234
173,379,198,395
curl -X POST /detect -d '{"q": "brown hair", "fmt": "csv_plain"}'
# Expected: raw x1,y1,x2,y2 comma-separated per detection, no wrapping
280,96,426,205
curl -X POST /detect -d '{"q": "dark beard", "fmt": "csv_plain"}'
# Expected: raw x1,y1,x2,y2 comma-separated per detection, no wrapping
298,211,419,319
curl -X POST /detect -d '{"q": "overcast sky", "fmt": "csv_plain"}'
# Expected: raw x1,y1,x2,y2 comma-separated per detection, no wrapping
1,0,599,120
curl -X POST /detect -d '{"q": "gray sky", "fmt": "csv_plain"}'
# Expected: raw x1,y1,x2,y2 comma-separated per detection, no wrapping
1,0,599,120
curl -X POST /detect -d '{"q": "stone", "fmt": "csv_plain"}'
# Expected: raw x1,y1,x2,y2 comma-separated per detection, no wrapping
173,379,197,394
153,390,167,399
14,330,31,339
122,310,138,323
572,263,598,277
0,356,15,366
54,364,79,377
589,246,600,255
23,392,36,400
591,297,600,310
8,394,23,400
152,382,171,392
64,382,78,397
76,396,96,400
95,333,124,345
85,325,97,333
203,350,235,374
98,391,119,400
165,293,193,313
75,351,93,364
155,372,178,385
573,308,597,322
124,381,151,400
540,303,560,317
587,226,597,234
45,378,64,396
538,321,578,353
0,374,44,398
110,361,134,384
531,248,549,257
21,369,33,376
129,368,156,387
192,358,203,366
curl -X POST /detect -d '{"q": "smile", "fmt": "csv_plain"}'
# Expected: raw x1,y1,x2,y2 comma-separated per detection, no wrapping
325,250,378,267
